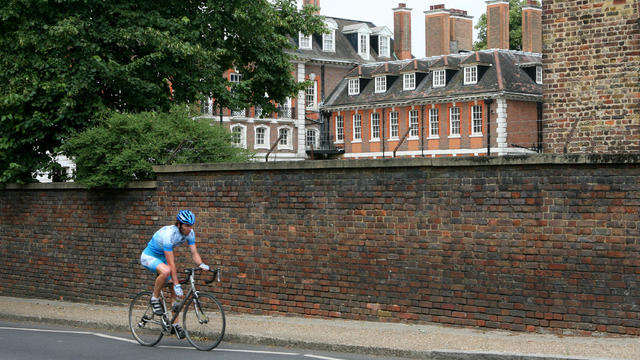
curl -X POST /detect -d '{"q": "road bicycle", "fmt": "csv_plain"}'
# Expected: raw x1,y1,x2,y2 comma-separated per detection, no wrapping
128,267,226,351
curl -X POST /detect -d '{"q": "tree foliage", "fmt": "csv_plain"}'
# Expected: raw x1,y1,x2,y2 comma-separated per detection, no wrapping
61,105,251,188
0,0,325,183
473,0,535,51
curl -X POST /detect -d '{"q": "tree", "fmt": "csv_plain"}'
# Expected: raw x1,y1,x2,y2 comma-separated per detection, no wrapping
61,105,252,188
0,0,325,183
473,0,535,51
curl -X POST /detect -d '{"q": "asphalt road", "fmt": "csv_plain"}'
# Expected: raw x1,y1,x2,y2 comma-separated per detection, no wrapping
0,320,411,360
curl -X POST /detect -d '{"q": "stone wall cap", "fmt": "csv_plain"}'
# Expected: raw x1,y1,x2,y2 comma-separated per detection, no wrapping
153,154,640,174
3,181,157,191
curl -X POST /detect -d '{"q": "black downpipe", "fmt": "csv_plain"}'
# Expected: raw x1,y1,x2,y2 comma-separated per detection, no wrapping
537,102,543,153
485,99,493,156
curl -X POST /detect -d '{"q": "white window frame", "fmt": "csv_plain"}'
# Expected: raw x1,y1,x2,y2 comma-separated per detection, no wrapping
429,108,439,138
306,128,319,150
358,33,370,59
389,111,399,139
230,124,247,148
305,81,317,110
201,97,213,115
375,76,387,93
371,113,380,141
449,107,461,137
353,114,362,142
335,115,344,143
299,32,312,50
464,66,478,85
255,126,270,149
277,126,293,150
378,36,390,57
348,78,360,96
323,30,335,52
409,110,419,138
536,65,543,84
472,105,483,135
403,73,416,91
230,72,241,83
433,69,446,88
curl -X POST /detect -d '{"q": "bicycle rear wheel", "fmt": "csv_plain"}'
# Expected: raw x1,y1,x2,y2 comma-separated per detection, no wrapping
129,291,164,346
182,292,225,351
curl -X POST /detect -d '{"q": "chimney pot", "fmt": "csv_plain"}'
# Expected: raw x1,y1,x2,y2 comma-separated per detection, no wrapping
399,3,406,8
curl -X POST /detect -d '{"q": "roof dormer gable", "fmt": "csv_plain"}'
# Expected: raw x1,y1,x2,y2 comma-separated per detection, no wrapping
342,23,372,35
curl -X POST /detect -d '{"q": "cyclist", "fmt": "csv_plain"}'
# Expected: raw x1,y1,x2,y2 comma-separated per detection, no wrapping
140,210,210,338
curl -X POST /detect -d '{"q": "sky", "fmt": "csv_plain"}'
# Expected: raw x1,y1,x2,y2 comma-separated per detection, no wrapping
297,0,489,58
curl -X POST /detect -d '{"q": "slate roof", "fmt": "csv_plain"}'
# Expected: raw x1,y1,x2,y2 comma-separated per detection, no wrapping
290,16,396,64
322,50,543,110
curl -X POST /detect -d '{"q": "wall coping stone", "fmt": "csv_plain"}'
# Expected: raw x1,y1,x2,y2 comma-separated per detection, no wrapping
3,180,157,191
153,153,640,173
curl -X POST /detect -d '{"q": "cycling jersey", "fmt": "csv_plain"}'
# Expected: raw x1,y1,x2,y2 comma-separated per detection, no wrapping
140,225,196,273
145,225,195,256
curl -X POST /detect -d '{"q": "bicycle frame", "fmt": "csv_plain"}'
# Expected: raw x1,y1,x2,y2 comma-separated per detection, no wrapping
159,268,219,331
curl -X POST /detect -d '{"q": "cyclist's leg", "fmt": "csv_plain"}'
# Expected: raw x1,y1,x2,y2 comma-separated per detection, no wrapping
154,263,171,298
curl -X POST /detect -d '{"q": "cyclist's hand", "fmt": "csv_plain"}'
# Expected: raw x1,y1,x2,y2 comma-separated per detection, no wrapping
199,263,210,271
173,284,184,297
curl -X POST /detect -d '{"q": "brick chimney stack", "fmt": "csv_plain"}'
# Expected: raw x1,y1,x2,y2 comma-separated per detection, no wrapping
303,0,320,14
486,0,509,49
425,4,473,57
522,0,542,53
393,3,412,60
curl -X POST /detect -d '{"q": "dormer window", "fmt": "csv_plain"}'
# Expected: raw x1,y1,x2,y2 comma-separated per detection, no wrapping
403,73,416,90
323,19,338,52
464,66,478,85
433,69,446,88
378,36,390,57
323,30,335,52
358,33,370,59
299,33,312,50
536,65,543,84
375,76,386,93
348,78,360,95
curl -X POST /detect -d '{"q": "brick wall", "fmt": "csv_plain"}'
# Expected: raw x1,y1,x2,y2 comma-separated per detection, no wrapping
542,0,640,153
1,155,639,335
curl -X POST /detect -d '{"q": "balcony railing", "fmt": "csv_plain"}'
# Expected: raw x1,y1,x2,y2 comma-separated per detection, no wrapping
277,106,294,119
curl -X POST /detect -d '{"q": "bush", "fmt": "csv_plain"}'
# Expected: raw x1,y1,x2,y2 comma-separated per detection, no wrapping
62,105,252,188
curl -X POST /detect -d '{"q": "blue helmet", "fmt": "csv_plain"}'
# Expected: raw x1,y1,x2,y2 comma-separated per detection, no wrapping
176,210,195,225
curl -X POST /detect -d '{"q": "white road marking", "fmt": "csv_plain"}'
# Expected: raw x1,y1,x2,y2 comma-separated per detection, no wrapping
91,333,138,344
304,355,346,360
0,326,346,359
217,348,300,356
0,326,91,335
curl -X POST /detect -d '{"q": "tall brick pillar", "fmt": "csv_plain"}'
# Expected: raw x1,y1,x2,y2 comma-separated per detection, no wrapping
486,0,510,49
303,0,320,14
522,1,542,53
393,3,412,60
425,4,450,57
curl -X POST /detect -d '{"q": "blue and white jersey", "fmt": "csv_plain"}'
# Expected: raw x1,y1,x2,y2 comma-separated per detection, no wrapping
145,225,195,257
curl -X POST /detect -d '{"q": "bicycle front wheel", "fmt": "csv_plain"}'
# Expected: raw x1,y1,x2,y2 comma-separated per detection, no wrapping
128,291,164,346
182,292,225,351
